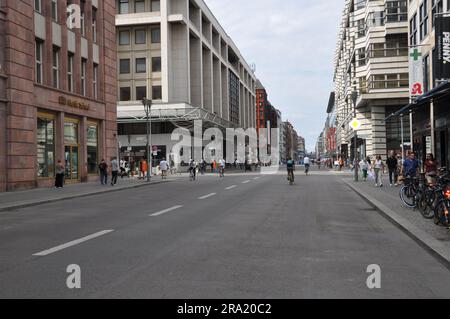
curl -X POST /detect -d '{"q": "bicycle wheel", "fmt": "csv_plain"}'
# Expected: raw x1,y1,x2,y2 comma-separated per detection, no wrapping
435,200,450,227
400,186,416,208
416,190,434,219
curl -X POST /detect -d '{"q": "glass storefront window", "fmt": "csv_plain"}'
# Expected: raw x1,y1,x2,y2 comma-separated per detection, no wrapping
87,124,98,175
37,117,55,178
64,122,79,145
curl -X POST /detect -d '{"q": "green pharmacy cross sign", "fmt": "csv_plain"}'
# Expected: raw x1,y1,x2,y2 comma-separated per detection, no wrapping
410,48,422,61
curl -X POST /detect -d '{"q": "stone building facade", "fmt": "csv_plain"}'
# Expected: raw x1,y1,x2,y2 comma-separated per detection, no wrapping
0,0,117,192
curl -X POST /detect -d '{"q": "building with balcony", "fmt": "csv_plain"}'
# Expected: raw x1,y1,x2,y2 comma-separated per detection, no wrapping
388,0,450,167
0,0,117,192
334,0,410,161
115,0,257,167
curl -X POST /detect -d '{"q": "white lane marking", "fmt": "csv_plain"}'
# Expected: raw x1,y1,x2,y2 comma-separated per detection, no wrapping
242,180,251,184
226,185,238,190
150,205,183,217
253,177,260,180
33,230,114,257
198,193,217,200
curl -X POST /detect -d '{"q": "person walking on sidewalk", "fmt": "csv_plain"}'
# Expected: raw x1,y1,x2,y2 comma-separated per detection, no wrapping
387,152,399,187
373,156,384,187
99,159,108,185
55,160,65,189
359,158,369,182
111,157,119,186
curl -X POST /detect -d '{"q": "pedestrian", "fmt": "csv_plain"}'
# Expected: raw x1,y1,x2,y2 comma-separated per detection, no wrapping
55,160,65,188
219,158,226,177
359,158,369,182
140,159,148,180
373,155,384,187
99,159,108,185
424,153,438,185
212,160,217,173
111,157,119,186
339,157,344,171
386,152,399,187
403,152,419,178
159,157,169,180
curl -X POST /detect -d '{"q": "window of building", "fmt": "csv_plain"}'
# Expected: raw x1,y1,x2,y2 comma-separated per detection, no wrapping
37,115,55,178
92,8,97,43
93,64,98,99
136,58,146,73
136,86,147,100
135,0,145,13
409,13,418,46
119,30,130,45
151,27,161,43
35,40,43,84
67,53,74,92
52,47,60,89
419,1,429,41
152,86,162,100
135,29,147,44
87,124,98,175
120,87,131,101
120,59,130,74
151,0,161,12
51,0,58,21
81,58,87,96
152,56,161,72
35,0,42,13
119,0,129,14
80,0,86,37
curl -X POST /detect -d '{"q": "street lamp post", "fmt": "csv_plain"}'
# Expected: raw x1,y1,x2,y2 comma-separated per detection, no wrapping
142,98,152,183
352,91,359,182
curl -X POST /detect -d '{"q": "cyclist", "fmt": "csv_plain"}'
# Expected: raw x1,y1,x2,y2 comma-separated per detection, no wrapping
189,159,197,181
287,157,295,183
219,158,226,178
304,156,311,175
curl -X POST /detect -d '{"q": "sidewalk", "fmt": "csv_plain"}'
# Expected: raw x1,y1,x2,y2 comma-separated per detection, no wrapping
342,177,450,265
0,177,169,212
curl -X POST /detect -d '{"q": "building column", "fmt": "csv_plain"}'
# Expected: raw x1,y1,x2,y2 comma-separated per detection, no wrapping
161,0,170,102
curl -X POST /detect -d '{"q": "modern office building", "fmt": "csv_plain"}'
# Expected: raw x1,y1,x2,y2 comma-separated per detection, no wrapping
334,0,410,161
115,0,257,167
0,0,117,192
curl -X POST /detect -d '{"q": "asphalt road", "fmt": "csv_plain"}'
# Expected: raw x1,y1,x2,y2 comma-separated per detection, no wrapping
0,168,449,298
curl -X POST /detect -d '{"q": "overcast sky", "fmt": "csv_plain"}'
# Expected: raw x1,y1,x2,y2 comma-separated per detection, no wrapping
205,0,343,152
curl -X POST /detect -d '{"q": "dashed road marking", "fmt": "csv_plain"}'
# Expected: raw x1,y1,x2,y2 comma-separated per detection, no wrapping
226,185,238,190
33,230,114,257
199,193,217,200
242,180,251,184
150,205,184,217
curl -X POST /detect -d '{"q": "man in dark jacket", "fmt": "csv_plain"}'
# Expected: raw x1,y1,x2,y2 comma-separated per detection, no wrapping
99,159,108,185
386,152,398,186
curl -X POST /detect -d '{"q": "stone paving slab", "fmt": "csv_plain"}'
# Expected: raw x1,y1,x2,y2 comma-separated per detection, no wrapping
343,178,450,267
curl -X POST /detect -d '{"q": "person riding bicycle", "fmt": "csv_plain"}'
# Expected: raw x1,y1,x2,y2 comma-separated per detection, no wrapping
219,158,226,177
303,156,311,174
287,158,295,182
189,159,197,180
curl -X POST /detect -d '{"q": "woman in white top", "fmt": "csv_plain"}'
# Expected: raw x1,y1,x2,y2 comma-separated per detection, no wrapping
373,156,384,187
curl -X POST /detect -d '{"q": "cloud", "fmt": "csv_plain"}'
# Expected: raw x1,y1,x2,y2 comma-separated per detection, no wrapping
205,0,343,151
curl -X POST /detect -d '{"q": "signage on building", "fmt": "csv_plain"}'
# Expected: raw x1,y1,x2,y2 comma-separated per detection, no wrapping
58,96,90,111
434,14,450,82
409,47,424,97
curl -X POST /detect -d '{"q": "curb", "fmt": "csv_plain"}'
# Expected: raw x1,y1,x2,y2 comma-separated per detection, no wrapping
343,180,450,268
0,180,170,212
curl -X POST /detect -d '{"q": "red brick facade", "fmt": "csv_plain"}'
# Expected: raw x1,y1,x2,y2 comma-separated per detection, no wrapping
0,3,7,192
0,0,117,192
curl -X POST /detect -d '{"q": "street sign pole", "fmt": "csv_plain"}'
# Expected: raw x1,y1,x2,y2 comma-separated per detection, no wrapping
352,91,359,182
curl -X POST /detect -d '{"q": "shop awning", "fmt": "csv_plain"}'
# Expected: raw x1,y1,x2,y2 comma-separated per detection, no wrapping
385,81,450,121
